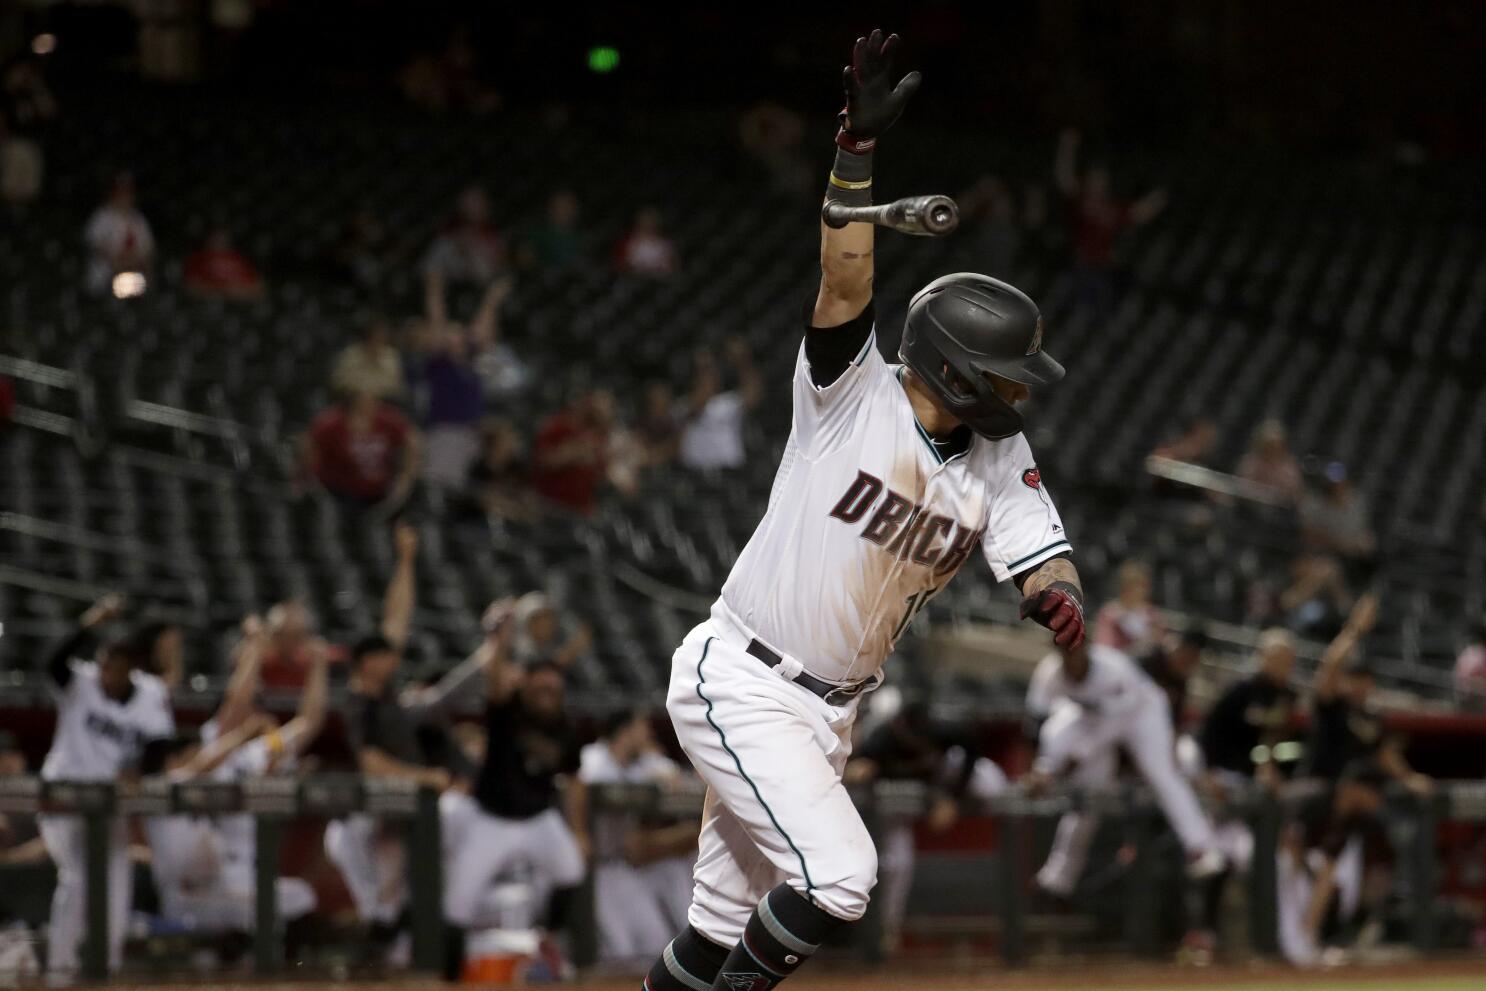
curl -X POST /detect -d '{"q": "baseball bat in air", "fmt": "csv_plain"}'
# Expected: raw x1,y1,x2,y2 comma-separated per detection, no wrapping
821,194,959,236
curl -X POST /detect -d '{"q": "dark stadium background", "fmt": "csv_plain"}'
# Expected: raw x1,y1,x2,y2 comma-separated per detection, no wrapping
3,0,1486,984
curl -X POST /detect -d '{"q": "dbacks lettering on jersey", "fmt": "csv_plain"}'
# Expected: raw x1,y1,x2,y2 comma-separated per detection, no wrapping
828,469,985,576
84,711,147,748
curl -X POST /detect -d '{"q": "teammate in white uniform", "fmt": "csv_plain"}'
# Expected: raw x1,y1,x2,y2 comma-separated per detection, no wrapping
37,596,175,980
146,637,328,939
645,31,1087,991
1024,642,1223,898
579,711,698,965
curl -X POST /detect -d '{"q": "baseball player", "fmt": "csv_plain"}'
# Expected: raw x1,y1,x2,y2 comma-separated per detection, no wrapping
145,636,328,940
440,602,587,981
646,30,1087,991
1024,642,1224,899
579,711,698,965
37,595,175,981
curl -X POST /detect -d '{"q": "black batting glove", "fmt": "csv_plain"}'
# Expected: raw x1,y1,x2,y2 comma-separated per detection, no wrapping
1019,582,1086,649
837,29,921,153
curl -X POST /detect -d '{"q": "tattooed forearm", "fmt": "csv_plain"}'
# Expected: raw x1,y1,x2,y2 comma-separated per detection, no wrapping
1020,557,1081,599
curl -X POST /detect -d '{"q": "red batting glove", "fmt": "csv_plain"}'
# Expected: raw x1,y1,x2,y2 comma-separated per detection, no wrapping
1019,583,1086,649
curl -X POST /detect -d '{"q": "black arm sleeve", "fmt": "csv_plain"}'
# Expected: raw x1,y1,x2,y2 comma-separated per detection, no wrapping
139,737,172,776
804,302,875,389
43,627,93,689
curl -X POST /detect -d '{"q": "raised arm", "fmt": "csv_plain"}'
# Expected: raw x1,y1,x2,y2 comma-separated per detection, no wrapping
275,636,330,759
1313,592,1378,702
381,521,418,652
46,594,125,688
214,613,266,736
481,599,522,704
468,276,514,350
401,643,491,722
812,29,919,329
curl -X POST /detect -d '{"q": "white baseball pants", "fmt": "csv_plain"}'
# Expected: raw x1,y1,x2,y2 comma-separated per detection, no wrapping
439,792,585,927
1034,689,1218,895
38,814,131,977
666,619,876,945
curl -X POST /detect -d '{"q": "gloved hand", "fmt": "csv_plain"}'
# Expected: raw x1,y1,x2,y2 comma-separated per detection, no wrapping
1019,582,1085,648
838,28,921,153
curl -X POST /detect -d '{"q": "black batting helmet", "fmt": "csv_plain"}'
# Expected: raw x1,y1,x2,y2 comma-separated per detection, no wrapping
898,273,1063,440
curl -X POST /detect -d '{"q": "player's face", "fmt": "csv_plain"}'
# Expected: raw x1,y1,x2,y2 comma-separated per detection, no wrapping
98,651,133,699
521,669,565,722
1169,644,1200,679
988,373,1030,407
358,648,400,691
1344,671,1374,705
1259,644,1296,683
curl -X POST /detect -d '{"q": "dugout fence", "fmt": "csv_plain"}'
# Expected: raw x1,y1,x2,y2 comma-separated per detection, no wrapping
1,776,1480,980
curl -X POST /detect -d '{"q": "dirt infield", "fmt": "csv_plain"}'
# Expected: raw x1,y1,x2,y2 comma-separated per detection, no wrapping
96,957,1484,991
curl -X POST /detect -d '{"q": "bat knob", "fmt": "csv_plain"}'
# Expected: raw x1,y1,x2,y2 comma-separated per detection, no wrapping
821,201,852,230
920,196,959,236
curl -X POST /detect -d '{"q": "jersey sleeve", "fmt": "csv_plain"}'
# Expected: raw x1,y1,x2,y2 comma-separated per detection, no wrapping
980,434,1072,582
793,303,887,456
577,743,618,784
146,683,176,740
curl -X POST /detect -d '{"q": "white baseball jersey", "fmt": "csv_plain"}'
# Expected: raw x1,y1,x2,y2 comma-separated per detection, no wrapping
1025,644,1155,719
578,743,681,862
41,661,175,781
720,327,1069,684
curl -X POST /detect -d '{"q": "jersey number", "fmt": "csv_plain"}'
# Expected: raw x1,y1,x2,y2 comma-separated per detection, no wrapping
891,586,941,642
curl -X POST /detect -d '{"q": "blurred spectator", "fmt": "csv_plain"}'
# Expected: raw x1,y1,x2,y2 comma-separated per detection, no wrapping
532,389,614,515
1280,553,1351,639
579,710,696,965
1094,560,1166,655
422,185,506,284
1453,619,1486,708
1054,128,1166,312
397,26,501,115
1198,627,1300,791
1237,420,1304,503
846,698,1006,952
83,173,154,295
1300,462,1375,563
738,102,811,196
511,591,592,671
256,604,314,692
302,391,420,508
678,339,760,472
327,555,488,952
125,618,184,690
466,418,537,521
328,207,389,288
412,273,510,488
1152,417,1219,468
638,380,682,468
613,206,677,278
332,314,405,402
464,277,527,401
521,189,584,270
957,175,1023,275
183,226,265,299
0,56,56,204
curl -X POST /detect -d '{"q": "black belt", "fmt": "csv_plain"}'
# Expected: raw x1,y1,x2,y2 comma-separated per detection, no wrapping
746,639,871,705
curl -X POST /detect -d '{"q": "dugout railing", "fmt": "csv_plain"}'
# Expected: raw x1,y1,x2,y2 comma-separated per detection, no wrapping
3,775,1480,980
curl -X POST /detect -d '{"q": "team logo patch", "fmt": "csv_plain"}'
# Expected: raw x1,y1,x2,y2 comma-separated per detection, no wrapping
1022,467,1041,489
1026,317,1044,355
722,973,769,991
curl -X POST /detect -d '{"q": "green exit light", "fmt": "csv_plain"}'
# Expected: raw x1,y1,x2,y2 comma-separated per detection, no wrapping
588,46,620,73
